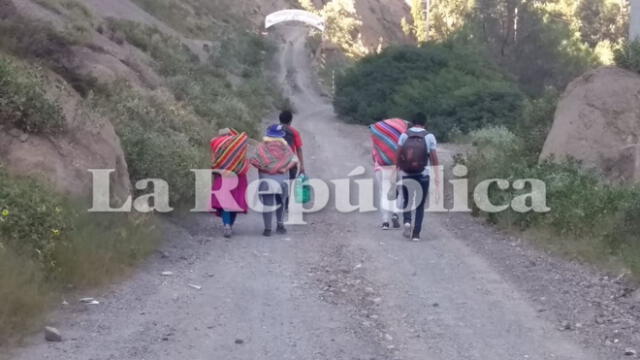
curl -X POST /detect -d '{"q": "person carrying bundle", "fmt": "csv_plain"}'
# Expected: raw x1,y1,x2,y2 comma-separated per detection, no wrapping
250,124,299,237
210,128,250,239
370,118,408,230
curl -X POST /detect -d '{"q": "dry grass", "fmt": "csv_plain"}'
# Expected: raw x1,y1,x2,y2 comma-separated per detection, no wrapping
31,0,95,44
0,248,52,343
0,167,159,343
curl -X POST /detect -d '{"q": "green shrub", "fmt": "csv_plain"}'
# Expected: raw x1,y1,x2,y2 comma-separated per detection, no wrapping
93,86,212,205
30,0,94,45
614,39,640,74
106,19,198,77
0,168,158,341
0,169,73,270
33,0,93,19
515,89,560,158
463,127,640,277
334,43,525,140
0,57,65,133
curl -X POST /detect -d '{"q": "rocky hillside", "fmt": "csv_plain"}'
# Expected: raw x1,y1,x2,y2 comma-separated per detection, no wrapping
0,0,409,201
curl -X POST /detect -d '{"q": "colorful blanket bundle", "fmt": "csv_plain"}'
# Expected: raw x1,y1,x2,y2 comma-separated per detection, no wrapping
211,130,249,175
250,139,298,174
370,118,408,166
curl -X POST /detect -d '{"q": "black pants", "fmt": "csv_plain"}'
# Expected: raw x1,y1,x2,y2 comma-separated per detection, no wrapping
401,174,430,237
285,166,298,211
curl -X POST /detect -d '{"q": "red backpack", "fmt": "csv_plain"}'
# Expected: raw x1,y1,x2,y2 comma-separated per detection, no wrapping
398,129,429,173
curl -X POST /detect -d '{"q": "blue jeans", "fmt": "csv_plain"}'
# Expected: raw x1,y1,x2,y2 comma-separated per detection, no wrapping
221,211,237,226
401,174,430,237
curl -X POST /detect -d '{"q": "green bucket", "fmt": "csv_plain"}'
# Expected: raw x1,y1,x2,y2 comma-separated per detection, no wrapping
294,174,312,204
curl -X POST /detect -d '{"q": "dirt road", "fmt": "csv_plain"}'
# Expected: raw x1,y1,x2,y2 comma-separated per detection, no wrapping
7,26,637,360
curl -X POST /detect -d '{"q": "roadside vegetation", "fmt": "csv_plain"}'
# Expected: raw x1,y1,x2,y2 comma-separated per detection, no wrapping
334,43,525,140
0,0,282,342
336,0,639,277
0,167,157,342
458,127,640,276
91,84,212,205
615,38,640,73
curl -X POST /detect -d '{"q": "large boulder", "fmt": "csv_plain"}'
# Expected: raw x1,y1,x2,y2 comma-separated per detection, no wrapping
540,66,640,183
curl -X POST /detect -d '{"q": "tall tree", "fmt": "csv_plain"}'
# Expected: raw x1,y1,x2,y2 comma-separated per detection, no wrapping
411,0,429,42
429,0,474,41
298,0,317,12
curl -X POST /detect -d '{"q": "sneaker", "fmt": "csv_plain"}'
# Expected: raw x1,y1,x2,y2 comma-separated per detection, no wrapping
263,229,272,237
391,215,401,229
411,234,421,242
223,226,232,239
403,223,412,238
276,223,287,234
381,222,390,230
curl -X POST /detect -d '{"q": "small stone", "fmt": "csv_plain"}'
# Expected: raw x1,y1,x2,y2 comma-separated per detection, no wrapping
432,302,440,308
384,333,393,341
235,339,244,345
44,327,62,342
559,321,573,331
188,284,202,290
79,298,100,305
625,348,637,356
19,133,28,142
161,271,174,276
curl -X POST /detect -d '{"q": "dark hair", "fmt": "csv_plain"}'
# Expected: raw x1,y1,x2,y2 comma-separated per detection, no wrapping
279,110,293,124
411,112,427,126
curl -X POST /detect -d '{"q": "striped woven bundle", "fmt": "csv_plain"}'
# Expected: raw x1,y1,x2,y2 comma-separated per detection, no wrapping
211,130,249,174
250,139,297,174
370,118,408,166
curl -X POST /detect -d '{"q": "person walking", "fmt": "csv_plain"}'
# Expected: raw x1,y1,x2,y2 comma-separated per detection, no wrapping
279,110,305,210
370,118,407,230
210,128,250,239
397,113,440,242
250,124,299,237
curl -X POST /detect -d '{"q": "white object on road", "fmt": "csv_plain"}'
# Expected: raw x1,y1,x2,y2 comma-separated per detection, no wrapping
188,284,202,290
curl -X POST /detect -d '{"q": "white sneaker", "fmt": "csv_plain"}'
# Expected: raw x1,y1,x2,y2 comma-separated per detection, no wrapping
381,222,390,230
403,223,412,238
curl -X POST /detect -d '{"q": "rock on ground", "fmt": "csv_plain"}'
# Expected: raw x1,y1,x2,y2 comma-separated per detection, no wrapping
44,327,62,342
